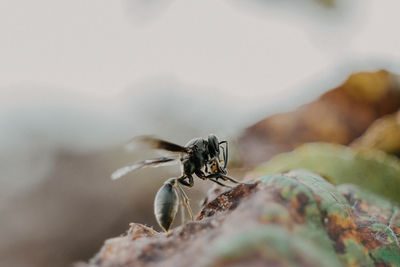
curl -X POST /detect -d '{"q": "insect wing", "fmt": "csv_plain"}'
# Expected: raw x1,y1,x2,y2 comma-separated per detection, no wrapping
111,157,178,180
126,136,190,154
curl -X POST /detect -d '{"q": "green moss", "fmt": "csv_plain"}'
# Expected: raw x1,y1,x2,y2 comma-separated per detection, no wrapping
339,239,374,266
260,171,399,266
211,225,343,267
254,143,400,204
259,203,290,222
370,245,400,266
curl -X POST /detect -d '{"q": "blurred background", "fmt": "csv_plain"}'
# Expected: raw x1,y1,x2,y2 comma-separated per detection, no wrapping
1,1,400,266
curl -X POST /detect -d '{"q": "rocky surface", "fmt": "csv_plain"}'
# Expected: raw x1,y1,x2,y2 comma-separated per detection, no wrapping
351,110,400,156
253,143,400,204
79,170,400,267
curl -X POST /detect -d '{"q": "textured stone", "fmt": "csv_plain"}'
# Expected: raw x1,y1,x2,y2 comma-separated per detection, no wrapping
79,170,400,267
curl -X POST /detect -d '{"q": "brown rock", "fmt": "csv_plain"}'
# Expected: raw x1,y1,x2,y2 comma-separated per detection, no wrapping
79,171,400,267
351,110,400,155
239,70,400,166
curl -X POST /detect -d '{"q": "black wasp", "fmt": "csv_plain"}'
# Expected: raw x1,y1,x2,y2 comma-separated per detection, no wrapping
111,134,241,232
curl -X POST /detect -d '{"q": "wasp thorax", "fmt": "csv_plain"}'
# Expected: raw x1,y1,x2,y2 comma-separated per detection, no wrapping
154,179,179,231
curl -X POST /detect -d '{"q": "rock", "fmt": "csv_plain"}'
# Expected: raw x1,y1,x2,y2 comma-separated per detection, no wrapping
252,142,400,204
351,110,400,156
239,70,400,166
79,170,400,267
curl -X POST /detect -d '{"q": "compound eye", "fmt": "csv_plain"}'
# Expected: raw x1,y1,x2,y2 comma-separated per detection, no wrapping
208,134,219,157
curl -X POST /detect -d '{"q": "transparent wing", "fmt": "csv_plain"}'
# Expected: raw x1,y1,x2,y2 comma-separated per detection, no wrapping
111,157,179,180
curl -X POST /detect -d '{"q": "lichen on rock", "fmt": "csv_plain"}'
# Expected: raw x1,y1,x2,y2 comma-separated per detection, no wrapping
80,170,400,267
254,143,400,204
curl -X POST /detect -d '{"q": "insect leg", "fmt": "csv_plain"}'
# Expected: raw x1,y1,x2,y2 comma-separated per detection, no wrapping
220,174,241,184
176,183,193,221
176,175,194,221
201,172,242,185
195,170,208,180
204,164,209,174
177,174,194,187
196,170,232,188
178,189,186,225
209,178,232,188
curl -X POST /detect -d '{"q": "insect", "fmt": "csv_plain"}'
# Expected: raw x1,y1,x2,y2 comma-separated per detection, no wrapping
111,134,241,232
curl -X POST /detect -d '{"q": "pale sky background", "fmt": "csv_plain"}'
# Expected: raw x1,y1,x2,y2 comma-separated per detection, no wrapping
1,0,400,199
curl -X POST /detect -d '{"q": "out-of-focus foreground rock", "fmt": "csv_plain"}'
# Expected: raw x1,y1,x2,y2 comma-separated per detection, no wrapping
253,143,400,204
351,110,400,156
79,170,400,267
239,70,400,166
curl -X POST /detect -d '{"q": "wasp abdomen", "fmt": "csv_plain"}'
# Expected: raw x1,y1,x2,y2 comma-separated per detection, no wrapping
154,180,179,232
